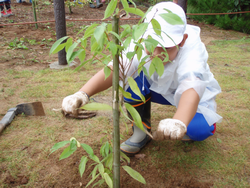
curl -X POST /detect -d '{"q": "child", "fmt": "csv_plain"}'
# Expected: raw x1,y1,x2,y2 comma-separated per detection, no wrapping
89,0,103,8
0,0,13,17
62,2,222,156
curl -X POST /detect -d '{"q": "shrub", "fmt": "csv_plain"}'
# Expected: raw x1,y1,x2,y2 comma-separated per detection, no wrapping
188,0,250,34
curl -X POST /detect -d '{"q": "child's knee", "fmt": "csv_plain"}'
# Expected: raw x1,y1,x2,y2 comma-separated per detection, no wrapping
187,127,214,141
186,113,216,141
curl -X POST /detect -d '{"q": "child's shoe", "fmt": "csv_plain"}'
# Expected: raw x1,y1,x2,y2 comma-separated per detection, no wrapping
1,10,9,17
6,9,14,16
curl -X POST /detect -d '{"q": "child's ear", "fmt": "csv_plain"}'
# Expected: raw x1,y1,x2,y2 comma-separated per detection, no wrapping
179,34,188,47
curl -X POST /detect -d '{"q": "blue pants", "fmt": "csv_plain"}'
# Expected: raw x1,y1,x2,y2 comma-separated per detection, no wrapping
124,72,216,141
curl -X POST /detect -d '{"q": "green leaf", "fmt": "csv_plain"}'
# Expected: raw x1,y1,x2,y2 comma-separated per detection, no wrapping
67,49,83,64
92,179,105,187
136,47,142,61
103,0,117,20
124,103,144,132
50,36,69,55
124,7,145,17
119,86,141,102
144,37,159,53
90,155,100,163
142,66,149,78
109,31,123,43
120,0,129,10
132,23,148,41
159,13,184,25
50,43,66,54
107,23,112,32
123,36,132,49
81,103,112,111
217,138,222,143
122,166,146,184
134,42,144,50
149,61,156,77
94,23,107,44
78,49,86,63
91,41,99,53
98,163,105,174
79,156,88,177
126,51,136,60
59,146,76,160
105,153,113,170
81,143,94,156
119,103,132,122
108,41,117,57
120,24,131,39
127,77,145,102
66,42,79,63
77,25,87,36
140,6,152,22
104,142,110,156
100,141,110,158
70,139,77,151
91,165,98,179
84,23,98,40
120,151,130,163
104,173,113,188
100,143,106,158
152,56,164,77
141,54,150,63
86,173,100,188
74,59,91,71
151,18,161,36
50,141,70,155
65,38,73,52
80,38,87,48
104,66,112,80
137,55,150,75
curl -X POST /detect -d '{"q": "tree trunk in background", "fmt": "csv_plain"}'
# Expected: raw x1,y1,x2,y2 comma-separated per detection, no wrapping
177,0,187,13
53,0,67,65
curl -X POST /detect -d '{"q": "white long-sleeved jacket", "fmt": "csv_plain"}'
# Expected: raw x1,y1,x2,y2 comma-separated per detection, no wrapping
110,24,222,126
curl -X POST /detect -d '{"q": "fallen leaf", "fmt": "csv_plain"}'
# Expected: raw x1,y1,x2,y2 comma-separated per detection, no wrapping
134,154,146,159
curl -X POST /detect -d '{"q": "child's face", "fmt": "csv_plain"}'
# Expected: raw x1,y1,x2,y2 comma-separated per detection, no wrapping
153,46,179,65
145,34,188,65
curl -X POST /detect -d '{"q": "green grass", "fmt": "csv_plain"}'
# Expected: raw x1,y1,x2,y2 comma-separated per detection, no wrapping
0,36,250,187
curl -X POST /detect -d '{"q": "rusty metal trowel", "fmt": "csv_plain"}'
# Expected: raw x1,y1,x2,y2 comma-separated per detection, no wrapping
0,102,45,134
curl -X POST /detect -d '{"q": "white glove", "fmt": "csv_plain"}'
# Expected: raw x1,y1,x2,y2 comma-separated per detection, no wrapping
62,91,89,116
153,119,187,140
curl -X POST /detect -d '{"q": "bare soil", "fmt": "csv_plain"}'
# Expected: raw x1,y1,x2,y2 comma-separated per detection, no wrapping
0,2,249,188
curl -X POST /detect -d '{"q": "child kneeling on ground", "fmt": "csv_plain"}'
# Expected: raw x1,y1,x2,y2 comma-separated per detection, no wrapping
62,2,222,156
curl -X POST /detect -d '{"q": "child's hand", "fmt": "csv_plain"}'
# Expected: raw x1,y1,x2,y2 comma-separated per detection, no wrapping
62,91,89,117
153,119,187,140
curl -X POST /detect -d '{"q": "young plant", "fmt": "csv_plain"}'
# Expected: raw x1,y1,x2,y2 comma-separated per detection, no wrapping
50,0,183,186
7,37,28,50
65,0,88,14
50,137,146,187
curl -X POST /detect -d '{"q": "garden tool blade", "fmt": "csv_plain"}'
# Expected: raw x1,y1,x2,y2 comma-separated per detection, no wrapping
16,102,45,116
0,102,45,134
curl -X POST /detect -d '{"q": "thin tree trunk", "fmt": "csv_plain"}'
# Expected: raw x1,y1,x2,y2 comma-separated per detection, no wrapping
112,15,120,188
53,0,67,65
32,0,38,29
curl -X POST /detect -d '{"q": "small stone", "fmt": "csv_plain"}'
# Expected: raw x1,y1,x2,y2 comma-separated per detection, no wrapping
135,154,146,159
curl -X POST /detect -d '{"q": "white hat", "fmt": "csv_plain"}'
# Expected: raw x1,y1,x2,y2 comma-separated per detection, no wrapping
143,2,187,48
